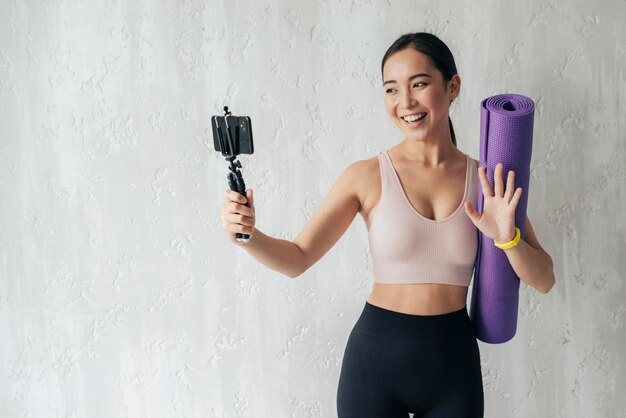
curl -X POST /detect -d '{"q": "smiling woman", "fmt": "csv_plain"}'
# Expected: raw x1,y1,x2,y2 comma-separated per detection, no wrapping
381,34,461,148
335,33,486,417
221,31,554,418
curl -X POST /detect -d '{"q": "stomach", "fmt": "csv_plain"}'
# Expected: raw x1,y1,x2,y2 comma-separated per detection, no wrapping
367,282,469,315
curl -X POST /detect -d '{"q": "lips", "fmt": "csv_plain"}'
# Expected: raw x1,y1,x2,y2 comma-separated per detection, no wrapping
401,112,427,121
401,112,427,127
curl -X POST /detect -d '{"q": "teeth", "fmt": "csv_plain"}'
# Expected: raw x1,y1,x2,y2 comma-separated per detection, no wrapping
403,113,426,122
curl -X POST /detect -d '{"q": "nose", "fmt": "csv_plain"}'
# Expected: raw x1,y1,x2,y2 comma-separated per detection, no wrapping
400,88,415,109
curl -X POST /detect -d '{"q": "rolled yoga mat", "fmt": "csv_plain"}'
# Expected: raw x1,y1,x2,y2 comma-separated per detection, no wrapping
469,93,535,344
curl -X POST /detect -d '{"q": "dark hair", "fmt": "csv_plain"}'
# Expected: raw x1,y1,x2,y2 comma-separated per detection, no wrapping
381,32,458,147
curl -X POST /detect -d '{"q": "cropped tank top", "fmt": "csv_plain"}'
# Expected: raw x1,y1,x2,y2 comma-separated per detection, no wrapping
367,150,479,286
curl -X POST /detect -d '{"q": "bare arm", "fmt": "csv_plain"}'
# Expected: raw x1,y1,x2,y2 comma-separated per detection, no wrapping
502,214,556,294
232,161,363,278
234,228,306,278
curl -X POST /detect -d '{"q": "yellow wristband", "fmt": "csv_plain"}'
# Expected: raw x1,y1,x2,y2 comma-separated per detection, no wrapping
494,227,521,250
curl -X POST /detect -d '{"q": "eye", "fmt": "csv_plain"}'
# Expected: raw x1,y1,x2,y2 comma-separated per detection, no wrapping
413,82,426,88
385,87,397,94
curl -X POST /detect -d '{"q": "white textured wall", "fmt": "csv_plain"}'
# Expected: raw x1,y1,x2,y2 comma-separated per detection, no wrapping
1,0,624,417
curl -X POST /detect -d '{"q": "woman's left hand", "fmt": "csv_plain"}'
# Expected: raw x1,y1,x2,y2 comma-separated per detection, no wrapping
464,162,522,243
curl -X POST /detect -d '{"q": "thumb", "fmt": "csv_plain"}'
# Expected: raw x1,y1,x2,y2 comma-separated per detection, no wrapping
464,201,479,225
246,188,255,210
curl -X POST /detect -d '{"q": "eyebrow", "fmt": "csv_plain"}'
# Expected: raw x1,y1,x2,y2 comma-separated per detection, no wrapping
382,73,432,86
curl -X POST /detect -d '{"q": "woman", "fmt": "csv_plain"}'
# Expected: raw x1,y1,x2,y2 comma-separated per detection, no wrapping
220,32,555,417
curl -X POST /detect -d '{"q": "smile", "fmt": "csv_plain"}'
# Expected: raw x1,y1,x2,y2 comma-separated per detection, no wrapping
401,112,427,127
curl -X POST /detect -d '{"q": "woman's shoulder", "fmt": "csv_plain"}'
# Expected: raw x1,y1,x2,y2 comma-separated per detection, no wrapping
342,154,380,186
347,151,382,173
338,153,382,208
462,151,479,169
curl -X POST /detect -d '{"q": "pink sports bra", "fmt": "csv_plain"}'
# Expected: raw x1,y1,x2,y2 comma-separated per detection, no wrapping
367,150,479,286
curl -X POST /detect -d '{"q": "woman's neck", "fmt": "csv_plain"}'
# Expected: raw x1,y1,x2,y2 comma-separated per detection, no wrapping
397,138,461,167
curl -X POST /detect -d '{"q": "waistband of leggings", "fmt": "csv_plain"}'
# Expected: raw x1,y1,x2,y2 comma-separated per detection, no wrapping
353,301,471,340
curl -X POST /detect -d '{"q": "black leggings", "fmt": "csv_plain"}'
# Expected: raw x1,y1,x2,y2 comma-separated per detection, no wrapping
337,301,484,417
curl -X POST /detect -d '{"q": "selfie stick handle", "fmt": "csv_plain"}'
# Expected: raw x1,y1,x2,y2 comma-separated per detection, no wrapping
227,162,250,242
223,106,251,243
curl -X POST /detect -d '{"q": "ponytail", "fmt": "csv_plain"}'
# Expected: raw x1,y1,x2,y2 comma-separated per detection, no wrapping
448,116,457,147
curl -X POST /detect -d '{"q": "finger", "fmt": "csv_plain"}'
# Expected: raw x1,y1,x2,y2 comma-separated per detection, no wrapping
504,170,515,202
224,190,237,203
225,221,254,235
464,201,480,225
223,190,251,213
510,187,523,208
225,190,247,205
224,212,255,227
246,188,255,211
226,202,254,217
494,163,504,198
478,166,493,198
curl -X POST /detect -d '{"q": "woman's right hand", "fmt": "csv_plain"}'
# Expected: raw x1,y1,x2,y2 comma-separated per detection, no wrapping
220,188,255,244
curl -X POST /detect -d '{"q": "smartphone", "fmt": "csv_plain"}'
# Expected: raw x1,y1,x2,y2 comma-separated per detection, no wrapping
211,115,254,157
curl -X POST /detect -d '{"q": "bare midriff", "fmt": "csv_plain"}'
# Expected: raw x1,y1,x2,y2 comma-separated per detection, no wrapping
367,283,468,315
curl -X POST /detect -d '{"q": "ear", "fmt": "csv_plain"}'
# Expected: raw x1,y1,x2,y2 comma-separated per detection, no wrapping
448,74,461,102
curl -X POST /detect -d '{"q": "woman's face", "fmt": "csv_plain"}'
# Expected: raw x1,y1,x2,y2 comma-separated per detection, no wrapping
382,47,460,143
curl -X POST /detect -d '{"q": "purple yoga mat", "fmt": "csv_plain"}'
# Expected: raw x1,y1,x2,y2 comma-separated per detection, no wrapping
469,93,535,344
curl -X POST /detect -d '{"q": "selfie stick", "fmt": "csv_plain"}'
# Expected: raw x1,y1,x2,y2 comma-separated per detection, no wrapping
221,106,251,243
